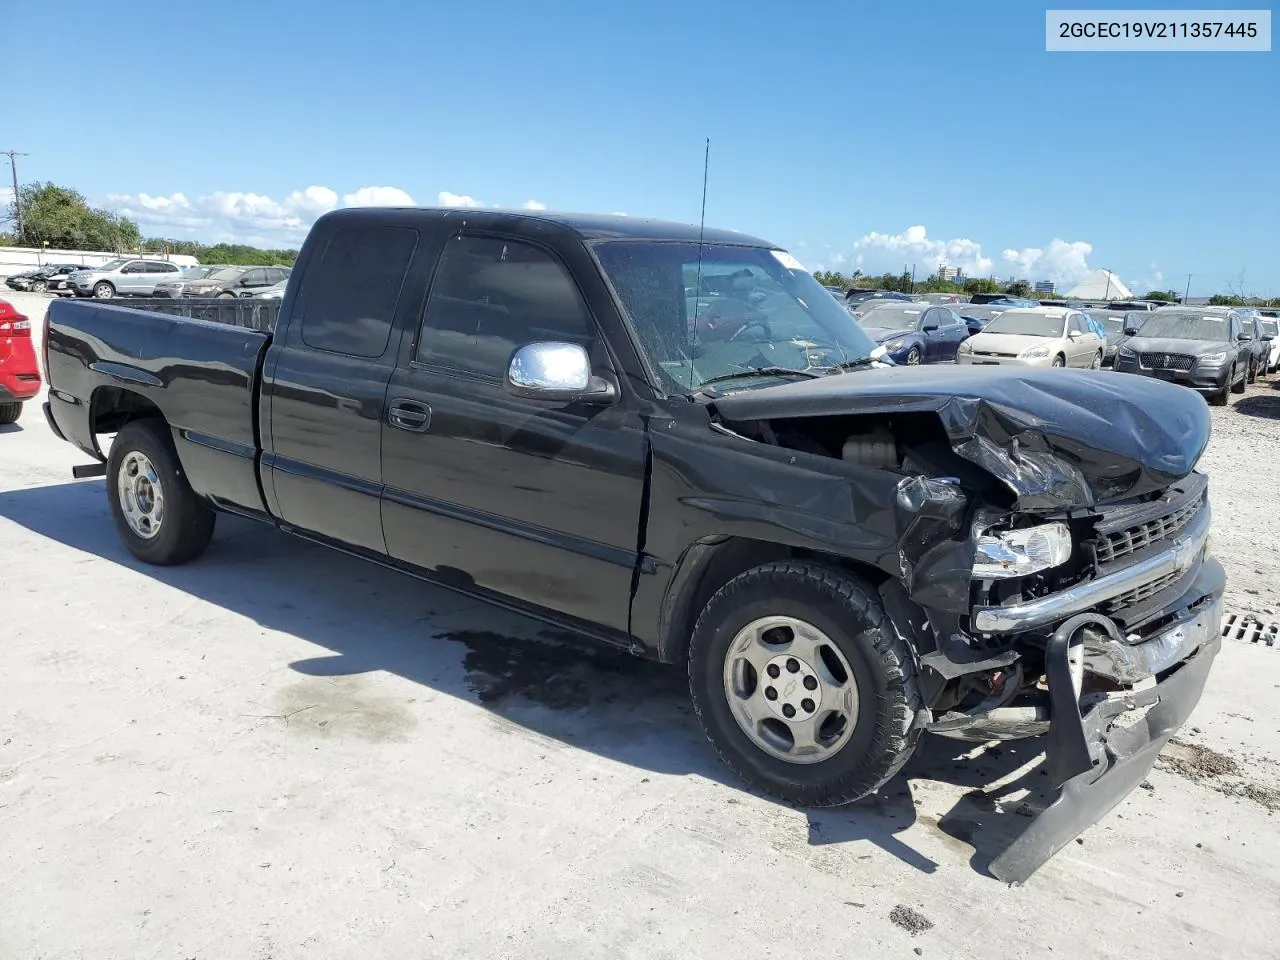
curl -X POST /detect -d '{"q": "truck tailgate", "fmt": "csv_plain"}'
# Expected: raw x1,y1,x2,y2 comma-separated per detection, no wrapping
45,298,272,514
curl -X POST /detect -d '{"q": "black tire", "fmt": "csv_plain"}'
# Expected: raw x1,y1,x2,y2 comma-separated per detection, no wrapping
1247,361,1257,384
1210,373,1231,405
1090,352,1103,370
93,281,115,299
107,419,215,565
905,346,921,366
31,280,47,293
1232,363,1247,394
215,291,236,299
1052,355,1065,368
687,561,924,807
0,401,21,424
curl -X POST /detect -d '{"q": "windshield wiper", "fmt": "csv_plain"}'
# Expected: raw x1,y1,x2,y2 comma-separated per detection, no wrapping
696,366,825,389
827,355,881,372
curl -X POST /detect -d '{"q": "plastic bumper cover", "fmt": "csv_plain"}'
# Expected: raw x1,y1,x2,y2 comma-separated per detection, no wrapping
988,559,1223,883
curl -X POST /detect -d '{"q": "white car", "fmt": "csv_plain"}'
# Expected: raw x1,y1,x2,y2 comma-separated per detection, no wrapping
1260,315,1280,373
956,307,1106,369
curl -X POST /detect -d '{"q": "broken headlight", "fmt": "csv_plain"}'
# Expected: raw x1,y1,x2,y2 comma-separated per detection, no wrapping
973,523,1072,579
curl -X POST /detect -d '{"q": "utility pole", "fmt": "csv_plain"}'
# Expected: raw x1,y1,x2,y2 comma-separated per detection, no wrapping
1184,274,1192,304
2,150,29,240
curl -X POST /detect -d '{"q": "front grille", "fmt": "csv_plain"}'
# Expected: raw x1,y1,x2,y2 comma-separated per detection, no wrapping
1139,352,1194,371
1096,495,1204,564
1103,571,1182,612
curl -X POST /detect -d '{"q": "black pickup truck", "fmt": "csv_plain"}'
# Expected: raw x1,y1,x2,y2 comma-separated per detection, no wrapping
43,208,1223,882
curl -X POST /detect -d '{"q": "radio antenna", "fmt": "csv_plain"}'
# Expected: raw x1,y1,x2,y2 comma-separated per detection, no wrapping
690,138,710,376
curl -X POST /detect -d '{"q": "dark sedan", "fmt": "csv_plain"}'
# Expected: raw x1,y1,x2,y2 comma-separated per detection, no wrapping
845,289,913,307
1112,308,1252,404
1091,310,1146,366
955,302,1009,337
5,263,82,293
856,303,969,364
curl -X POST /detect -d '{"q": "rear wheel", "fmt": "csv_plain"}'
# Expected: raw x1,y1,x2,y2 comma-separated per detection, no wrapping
0,401,21,424
688,561,924,806
93,281,115,299
107,419,215,565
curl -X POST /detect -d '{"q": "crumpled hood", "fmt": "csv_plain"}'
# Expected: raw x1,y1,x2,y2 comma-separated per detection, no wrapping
711,365,1211,509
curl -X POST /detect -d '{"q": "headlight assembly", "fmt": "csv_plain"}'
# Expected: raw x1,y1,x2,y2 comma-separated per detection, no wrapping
1200,351,1227,364
1020,345,1051,359
973,522,1072,579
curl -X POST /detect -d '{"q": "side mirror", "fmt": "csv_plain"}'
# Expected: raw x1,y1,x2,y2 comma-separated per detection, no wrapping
1263,335,1274,342
1123,327,1139,336
921,321,939,332
1068,330,1082,339
505,341,616,404
1237,331,1252,341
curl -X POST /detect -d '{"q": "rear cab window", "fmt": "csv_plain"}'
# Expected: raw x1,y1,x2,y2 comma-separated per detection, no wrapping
297,225,420,358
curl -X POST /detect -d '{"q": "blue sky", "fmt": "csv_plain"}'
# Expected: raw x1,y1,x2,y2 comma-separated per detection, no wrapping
6,0,1277,296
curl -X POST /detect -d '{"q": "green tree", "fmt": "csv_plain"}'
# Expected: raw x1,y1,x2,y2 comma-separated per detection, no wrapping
1142,290,1177,302
10,181,141,252
963,278,1000,295
1209,294,1246,306
1004,280,1032,298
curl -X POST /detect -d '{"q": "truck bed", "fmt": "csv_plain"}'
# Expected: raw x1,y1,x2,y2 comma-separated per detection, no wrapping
44,297,273,514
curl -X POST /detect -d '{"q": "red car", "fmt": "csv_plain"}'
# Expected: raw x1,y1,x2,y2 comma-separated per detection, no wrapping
0,298,41,424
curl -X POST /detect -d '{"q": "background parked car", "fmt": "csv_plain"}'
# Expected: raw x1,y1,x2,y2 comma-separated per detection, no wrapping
1091,310,1144,366
1259,315,1280,373
855,303,969,364
954,302,1009,336
0,298,41,425
845,289,913,306
151,265,235,298
68,258,186,298
1112,307,1250,405
5,263,82,293
239,279,288,299
167,266,291,298
1241,314,1270,382
956,307,1106,368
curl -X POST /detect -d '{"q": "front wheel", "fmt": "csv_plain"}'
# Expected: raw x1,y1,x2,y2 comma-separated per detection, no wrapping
31,280,47,293
688,561,924,806
93,281,115,299
107,419,216,564
1051,355,1065,368
215,291,236,299
1211,370,1232,405
0,401,21,424
905,346,921,366
1090,352,1103,369
1232,363,1247,394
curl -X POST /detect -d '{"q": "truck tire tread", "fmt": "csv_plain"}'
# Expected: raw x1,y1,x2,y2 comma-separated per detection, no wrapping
0,401,20,425
107,418,216,565
687,560,924,807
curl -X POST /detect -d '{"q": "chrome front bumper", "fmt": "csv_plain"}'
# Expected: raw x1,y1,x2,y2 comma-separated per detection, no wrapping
973,503,1211,633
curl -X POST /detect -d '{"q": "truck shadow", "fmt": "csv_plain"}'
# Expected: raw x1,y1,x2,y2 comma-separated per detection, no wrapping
0,479,1055,879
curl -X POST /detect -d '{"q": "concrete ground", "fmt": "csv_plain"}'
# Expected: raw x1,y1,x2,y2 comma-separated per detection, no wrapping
2,291,1279,960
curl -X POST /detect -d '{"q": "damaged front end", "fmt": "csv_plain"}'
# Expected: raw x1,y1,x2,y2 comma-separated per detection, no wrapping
711,367,1222,882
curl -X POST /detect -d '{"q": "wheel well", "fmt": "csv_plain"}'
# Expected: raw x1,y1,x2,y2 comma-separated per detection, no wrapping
657,537,888,663
91,386,164,436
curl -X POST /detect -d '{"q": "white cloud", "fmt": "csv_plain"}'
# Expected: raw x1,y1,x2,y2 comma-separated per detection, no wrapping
437,190,483,208
851,225,994,278
521,199,547,211
610,211,628,217
343,186,414,207
1000,239,1093,287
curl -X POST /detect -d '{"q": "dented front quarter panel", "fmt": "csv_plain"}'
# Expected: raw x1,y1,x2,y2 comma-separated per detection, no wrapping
710,365,1211,510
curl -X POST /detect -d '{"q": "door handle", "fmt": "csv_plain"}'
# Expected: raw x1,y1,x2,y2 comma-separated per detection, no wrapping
388,399,432,432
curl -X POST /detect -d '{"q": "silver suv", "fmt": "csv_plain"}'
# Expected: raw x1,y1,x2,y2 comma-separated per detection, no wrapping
69,258,185,298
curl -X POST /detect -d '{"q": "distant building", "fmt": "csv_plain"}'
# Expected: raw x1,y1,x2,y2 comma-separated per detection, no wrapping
1035,280,1056,294
939,266,961,282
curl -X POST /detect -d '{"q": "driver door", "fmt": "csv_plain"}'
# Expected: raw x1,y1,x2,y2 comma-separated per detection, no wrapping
379,232,647,634
1065,313,1091,366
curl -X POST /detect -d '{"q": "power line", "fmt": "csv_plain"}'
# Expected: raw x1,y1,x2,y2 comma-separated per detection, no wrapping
2,150,30,238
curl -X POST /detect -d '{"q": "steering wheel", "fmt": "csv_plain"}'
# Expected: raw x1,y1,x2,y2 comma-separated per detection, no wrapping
727,317,773,342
